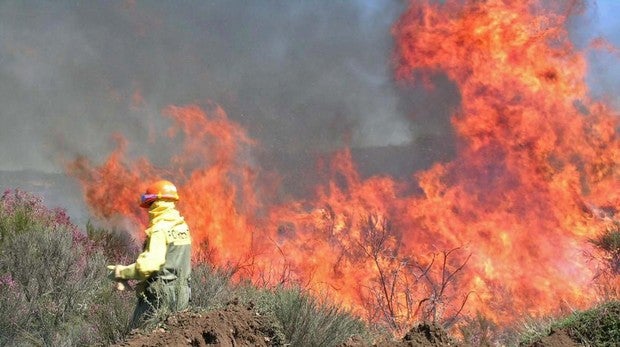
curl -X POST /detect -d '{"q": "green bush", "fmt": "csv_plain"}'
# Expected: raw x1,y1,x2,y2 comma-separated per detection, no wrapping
590,221,620,276
555,300,620,346
89,285,135,344
519,301,620,347
86,221,140,265
188,263,235,310
0,190,80,245
243,286,368,347
0,228,103,345
0,190,133,346
459,313,508,347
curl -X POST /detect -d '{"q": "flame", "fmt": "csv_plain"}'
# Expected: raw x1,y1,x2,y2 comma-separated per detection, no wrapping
390,0,618,321
69,0,618,332
70,104,258,266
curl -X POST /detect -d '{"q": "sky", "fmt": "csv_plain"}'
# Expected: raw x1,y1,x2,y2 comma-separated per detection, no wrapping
0,0,617,178
581,0,620,103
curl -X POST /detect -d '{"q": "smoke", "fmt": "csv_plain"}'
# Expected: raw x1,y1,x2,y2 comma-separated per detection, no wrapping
0,1,617,213
0,1,416,171
574,1,620,108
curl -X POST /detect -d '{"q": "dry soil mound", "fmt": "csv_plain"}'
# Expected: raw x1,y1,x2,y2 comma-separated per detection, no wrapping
524,328,581,347
373,323,463,347
114,301,284,347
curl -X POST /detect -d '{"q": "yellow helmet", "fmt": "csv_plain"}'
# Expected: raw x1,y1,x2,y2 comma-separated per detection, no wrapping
139,180,179,208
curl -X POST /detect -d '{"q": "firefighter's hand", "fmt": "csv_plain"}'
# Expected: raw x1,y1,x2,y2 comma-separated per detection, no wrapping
107,265,122,279
107,265,127,291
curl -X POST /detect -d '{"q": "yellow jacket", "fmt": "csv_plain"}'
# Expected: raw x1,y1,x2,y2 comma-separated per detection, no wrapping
118,201,191,282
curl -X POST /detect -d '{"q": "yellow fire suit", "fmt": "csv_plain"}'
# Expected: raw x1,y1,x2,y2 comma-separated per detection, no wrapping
115,200,192,327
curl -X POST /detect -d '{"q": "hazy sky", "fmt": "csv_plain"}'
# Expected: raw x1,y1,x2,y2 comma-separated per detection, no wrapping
581,1,620,104
0,0,617,174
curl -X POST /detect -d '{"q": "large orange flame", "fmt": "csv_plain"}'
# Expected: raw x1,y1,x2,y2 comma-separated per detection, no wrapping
389,0,618,322
69,0,618,332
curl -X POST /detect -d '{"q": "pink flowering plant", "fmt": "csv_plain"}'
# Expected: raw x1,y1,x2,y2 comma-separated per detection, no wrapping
0,190,133,345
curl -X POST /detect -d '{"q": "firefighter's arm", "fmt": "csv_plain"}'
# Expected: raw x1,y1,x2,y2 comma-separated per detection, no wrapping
118,228,167,280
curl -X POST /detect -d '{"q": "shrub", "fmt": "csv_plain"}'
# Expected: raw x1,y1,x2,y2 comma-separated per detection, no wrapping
555,300,620,346
243,286,369,347
188,263,235,310
0,190,133,345
0,273,29,345
86,221,140,265
459,313,507,347
518,300,620,346
0,190,81,245
590,220,620,276
88,284,135,344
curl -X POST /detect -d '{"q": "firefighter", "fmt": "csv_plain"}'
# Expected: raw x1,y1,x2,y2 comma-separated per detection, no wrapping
108,179,192,328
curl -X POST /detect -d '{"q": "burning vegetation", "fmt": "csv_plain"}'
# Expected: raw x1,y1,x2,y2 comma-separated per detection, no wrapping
68,0,618,337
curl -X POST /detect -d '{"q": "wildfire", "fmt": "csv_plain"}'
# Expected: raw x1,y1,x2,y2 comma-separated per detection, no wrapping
69,0,618,332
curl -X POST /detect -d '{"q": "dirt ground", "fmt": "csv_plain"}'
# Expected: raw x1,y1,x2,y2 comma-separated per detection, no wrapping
373,323,464,347
114,303,582,347
525,328,581,347
114,301,284,347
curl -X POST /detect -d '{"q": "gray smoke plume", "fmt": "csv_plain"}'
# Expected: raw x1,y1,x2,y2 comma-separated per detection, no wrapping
0,1,417,171
571,1,620,108
0,0,617,222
